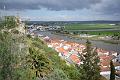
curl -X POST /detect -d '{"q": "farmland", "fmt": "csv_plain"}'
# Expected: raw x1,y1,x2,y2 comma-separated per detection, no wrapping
64,23,120,30
64,23,120,36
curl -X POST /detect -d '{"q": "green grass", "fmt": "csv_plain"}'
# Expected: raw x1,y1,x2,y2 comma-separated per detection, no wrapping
65,23,120,30
64,23,120,36
79,31,120,36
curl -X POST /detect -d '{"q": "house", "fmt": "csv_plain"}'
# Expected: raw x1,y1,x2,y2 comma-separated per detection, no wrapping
44,37,119,74
117,54,120,63
70,54,80,65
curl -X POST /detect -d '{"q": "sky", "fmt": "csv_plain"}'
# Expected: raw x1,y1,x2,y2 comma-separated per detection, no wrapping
0,0,120,21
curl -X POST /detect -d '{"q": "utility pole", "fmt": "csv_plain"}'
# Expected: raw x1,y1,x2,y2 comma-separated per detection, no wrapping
0,11,1,21
0,4,5,21
0,9,1,21
4,5,6,17
4,5,6,29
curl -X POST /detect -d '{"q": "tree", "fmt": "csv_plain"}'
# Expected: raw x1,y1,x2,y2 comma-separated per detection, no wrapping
62,65,80,80
79,40,100,80
0,32,14,80
110,60,115,80
73,31,78,35
46,69,69,80
27,47,52,79
3,16,18,29
0,31,35,80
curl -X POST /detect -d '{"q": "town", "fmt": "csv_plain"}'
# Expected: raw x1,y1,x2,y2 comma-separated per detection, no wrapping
27,26,120,79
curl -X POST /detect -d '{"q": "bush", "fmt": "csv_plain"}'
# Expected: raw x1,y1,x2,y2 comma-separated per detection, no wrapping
11,29,19,34
46,69,69,80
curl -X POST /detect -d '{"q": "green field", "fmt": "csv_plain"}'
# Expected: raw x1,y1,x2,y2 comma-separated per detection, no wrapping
64,23,120,36
79,31,120,36
64,24,120,30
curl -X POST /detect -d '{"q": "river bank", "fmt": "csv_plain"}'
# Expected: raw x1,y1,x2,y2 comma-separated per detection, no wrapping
53,32,120,44
35,31,120,54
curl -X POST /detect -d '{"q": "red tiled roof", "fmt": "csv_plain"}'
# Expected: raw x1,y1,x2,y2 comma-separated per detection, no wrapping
70,54,80,64
100,66,110,71
100,56,112,60
101,60,110,66
63,51,69,56
57,47,65,53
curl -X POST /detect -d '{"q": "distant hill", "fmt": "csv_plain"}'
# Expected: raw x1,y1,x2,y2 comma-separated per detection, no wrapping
24,20,120,25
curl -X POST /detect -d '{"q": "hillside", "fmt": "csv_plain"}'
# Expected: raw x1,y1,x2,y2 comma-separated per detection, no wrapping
0,17,107,80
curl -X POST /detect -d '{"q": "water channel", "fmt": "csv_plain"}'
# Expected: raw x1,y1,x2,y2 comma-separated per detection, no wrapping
36,31,120,54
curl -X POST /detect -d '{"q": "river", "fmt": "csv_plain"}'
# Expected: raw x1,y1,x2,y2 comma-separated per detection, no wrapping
36,31,120,54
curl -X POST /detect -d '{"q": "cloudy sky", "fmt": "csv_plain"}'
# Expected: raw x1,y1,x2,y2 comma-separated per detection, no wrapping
0,0,120,21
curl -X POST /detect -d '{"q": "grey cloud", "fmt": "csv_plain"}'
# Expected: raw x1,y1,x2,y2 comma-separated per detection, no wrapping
0,0,101,10
94,0,120,15
0,1,40,10
104,0,120,15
